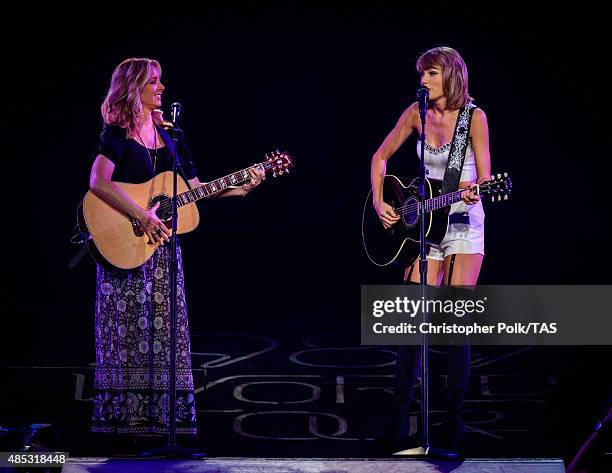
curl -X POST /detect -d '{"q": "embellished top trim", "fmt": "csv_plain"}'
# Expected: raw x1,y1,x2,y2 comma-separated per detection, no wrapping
424,141,451,155
418,138,472,156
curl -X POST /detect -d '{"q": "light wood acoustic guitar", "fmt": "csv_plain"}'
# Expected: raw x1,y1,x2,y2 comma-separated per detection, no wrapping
79,151,292,270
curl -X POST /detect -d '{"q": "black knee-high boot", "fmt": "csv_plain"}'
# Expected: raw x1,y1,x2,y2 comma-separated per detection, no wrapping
441,282,472,452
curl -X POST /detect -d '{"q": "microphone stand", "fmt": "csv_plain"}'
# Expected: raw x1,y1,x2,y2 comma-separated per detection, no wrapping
405,89,459,459
141,104,204,459
168,107,181,451
417,88,431,455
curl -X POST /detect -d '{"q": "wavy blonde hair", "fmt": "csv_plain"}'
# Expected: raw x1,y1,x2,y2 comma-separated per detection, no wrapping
101,58,166,137
416,47,473,110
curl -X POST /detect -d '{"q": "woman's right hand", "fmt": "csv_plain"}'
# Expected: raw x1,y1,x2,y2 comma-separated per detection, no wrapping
137,202,171,245
374,200,400,229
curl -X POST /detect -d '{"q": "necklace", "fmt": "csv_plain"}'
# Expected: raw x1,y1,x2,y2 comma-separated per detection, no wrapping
136,127,158,171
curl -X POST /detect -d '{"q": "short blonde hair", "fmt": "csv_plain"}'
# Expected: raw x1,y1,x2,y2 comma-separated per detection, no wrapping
101,58,164,137
416,47,473,110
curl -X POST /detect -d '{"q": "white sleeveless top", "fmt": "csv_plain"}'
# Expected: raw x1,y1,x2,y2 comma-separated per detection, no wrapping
416,138,477,182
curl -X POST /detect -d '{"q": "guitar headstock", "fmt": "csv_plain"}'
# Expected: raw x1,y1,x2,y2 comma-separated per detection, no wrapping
262,150,293,177
479,172,512,202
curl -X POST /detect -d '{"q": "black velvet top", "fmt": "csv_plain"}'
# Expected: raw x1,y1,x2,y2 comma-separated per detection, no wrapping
94,124,198,184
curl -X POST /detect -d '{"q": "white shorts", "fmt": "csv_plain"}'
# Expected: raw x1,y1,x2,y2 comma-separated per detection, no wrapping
427,200,485,261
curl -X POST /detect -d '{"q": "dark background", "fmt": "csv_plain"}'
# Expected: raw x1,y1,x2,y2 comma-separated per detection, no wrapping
1,4,610,460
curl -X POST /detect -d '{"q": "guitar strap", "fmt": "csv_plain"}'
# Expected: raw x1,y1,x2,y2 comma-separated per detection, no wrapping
440,103,477,195
157,124,194,191
436,105,475,286
68,220,92,269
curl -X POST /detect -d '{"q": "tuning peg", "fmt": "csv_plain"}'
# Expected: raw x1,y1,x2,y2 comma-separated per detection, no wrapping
498,195,502,201
273,171,277,177
504,195,508,200
503,172,508,178
285,168,289,174
491,196,495,202
496,173,501,179
490,175,494,181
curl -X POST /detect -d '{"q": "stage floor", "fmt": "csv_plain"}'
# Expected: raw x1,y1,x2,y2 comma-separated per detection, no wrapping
2,304,608,460
64,457,566,472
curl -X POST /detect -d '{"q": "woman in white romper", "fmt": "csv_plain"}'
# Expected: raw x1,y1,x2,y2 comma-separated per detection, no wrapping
370,46,491,454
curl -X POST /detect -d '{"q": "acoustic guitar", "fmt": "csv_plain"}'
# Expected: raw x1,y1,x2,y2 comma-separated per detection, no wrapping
79,151,292,270
362,173,512,266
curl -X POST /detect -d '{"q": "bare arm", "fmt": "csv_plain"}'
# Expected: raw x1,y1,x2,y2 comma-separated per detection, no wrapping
460,108,492,205
89,154,170,244
90,155,145,219
370,103,418,228
469,108,491,184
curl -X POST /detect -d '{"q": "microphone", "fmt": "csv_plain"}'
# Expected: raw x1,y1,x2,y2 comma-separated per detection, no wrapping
170,102,182,124
416,87,429,115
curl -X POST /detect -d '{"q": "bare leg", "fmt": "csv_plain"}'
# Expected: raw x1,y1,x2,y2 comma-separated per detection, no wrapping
406,257,445,286
443,253,483,287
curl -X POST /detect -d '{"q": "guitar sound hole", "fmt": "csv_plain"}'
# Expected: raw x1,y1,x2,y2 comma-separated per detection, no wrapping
150,195,173,221
402,196,419,227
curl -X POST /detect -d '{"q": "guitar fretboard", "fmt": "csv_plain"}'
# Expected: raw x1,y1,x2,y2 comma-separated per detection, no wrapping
424,189,466,212
176,162,272,207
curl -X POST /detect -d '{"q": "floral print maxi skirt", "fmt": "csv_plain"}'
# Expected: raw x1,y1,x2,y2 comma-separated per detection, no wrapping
91,244,197,435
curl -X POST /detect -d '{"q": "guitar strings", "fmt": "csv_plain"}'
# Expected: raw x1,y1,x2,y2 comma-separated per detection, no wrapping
155,176,251,213
148,157,290,215
152,169,263,214
390,183,503,216
392,193,462,216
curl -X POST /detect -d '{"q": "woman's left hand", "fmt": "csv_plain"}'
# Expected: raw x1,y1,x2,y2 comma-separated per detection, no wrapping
461,183,480,205
242,165,265,195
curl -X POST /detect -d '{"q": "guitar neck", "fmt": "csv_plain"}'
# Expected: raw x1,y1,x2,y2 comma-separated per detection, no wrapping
425,188,467,213
176,164,261,207
392,173,509,216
